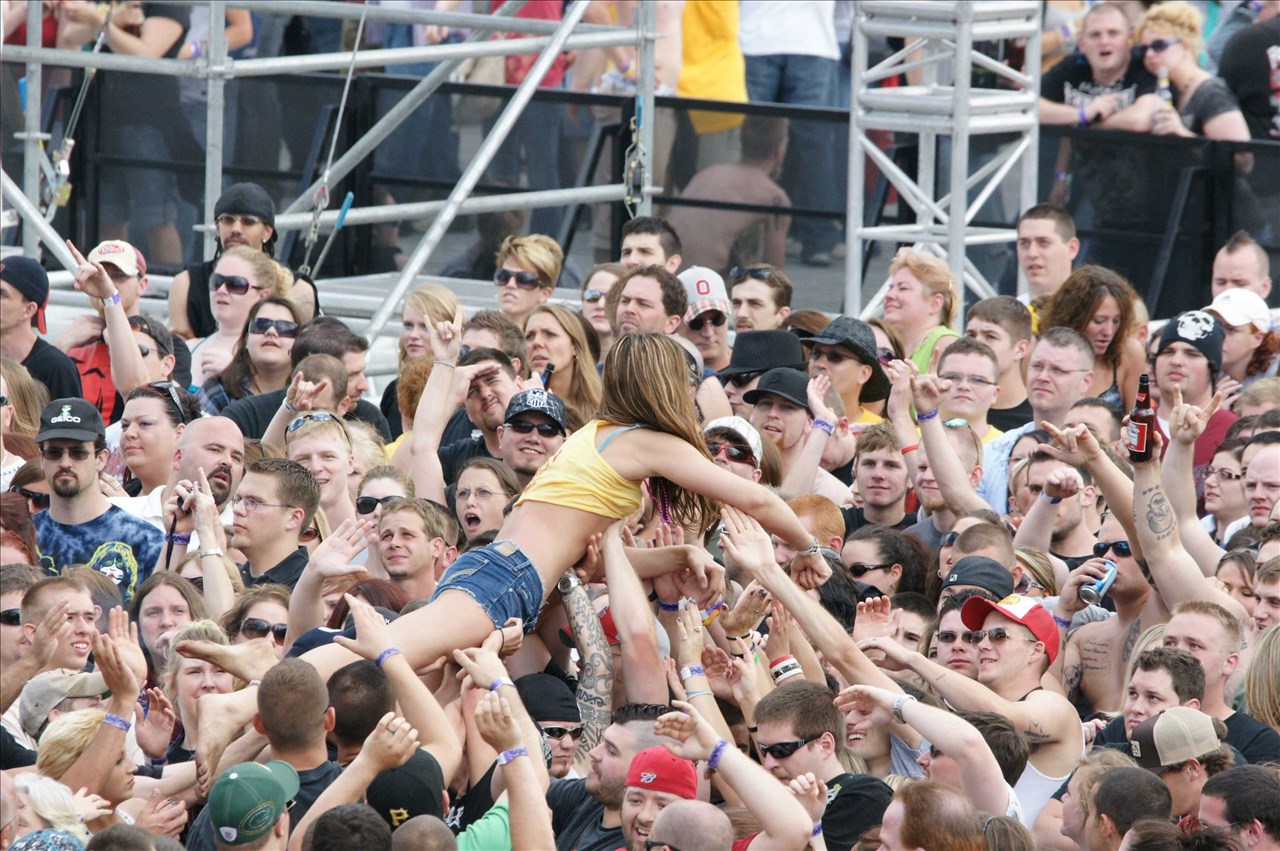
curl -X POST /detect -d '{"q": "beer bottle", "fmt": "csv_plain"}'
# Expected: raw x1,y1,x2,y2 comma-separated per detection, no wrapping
1128,373,1155,462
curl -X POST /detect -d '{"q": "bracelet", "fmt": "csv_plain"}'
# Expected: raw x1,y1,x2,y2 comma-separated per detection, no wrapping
104,712,132,733
437,361,456,369
769,654,797,669
1078,105,1090,126
774,668,804,683
812,419,834,436
685,689,714,699
916,407,940,423
1054,170,1071,183
149,757,168,767
1040,492,1063,505
680,665,706,681
900,443,919,455
489,677,515,692
1052,614,1072,629
707,738,729,771
198,547,223,560
796,537,821,557
891,694,918,724
281,398,299,416
165,532,191,546
813,823,824,837
657,599,681,612
496,746,528,766
702,599,725,626
771,662,803,681
375,647,402,667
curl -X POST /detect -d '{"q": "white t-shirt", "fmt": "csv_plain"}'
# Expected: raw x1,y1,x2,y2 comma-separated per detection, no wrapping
0,455,24,492
739,0,839,59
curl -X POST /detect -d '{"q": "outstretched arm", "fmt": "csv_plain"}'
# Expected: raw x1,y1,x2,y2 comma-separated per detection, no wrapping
913,375,989,515
603,524,668,704
1040,422,1140,555
780,375,836,499
1160,389,1227,574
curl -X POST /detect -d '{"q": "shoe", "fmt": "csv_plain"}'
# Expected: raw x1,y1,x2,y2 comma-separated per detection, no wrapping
832,241,846,260
803,252,833,268
786,238,803,258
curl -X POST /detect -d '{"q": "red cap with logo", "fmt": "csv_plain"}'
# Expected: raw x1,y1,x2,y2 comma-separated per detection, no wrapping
624,746,698,800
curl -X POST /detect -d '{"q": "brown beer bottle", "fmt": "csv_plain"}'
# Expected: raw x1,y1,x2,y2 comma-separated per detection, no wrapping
1128,373,1154,462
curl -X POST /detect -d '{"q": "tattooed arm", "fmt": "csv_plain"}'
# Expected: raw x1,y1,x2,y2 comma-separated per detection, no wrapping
560,579,614,773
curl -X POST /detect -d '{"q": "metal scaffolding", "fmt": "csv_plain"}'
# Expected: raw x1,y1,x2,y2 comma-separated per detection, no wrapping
1,0,656,332
845,0,1042,321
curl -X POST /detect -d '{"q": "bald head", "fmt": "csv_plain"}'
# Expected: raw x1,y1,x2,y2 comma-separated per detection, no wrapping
650,800,733,851
391,816,457,851
174,416,245,507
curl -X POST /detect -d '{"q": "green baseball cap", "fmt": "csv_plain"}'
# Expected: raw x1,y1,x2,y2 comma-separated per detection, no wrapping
208,761,299,846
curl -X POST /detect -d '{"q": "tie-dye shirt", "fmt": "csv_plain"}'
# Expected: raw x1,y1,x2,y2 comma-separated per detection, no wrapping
33,506,164,605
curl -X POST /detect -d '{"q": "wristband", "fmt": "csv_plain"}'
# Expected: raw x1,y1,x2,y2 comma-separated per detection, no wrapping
165,532,191,546
813,823,824,837
1078,105,1090,126
104,712,132,733
796,538,821,557
489,677,515,692
685,689,714,699
281,398,299,416
657,599,681,612
680,665,706,681
1040,491,1063,505
496,746,528,766
769,654,797,669
1052,614,1072,629
891,694,918,724
150,757,168,767
189,40,202,59
771,663,803,681
198,547,223,560
1054,170,1071,183
774,668,804,683
747,725,758,734
916,407,940,423
900,443,919,455
707,738,729,771
702,599,725,626
104,290,122,308
1060,23,1072,39
812,419,835,436
375,647,402,668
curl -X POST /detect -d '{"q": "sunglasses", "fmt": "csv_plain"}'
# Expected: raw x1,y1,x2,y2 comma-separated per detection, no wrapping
757,734,821,760
936,630,961,644
40,445,94,462
240,618,288,643
507,420,563,438
11,486,50,510
249,317,299,338
149,380,191,425
0,394,9,406
215,214,264,229
0,609,21,627
876,347,896,365
729,266,771,282
186,576,205,592
582,288,605,303
940,531,960,548
1142,37,1179,53
848,562,893,578
810,348,852,365
540,725,584,741
356,495,398,515
494,269,543,290
961,628,1038,645
286,411,345,438
687,312,727,332
137,344,155,358
1093,540,1132,558
706,441,755,465
721,371,763,389
209,273,260,296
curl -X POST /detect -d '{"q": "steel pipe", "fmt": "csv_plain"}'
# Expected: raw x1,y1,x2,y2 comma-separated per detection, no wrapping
228,0,616,35
1,169,77,270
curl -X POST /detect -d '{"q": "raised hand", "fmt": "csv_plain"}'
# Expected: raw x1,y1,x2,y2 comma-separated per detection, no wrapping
1168,386,1220,446
882,358,917,420
284,370,333,415
361,712,420,773
1040,421,1104,468
66,239,117,302
653,700,721,764
108,606,148,686
807,373,836,425
673,598,707,668
717,507,777,579
833,683,896,716
765,605,795,660
27,598,73,671
852,596,899,645
93,632,140,705
1043,466,1085,502
788,772,828,825
1056,559,1115,616
719,583,771,639
163,479,199,537
70,787,112,824
482,617,525,659
855,634,915,672
134,688,177,759
474,691,522,754
137,790,188,839
332,593,394,662
191,468,227,546
429,305,465,363
910,373,948,416
452,646,511,692
308,518,376,579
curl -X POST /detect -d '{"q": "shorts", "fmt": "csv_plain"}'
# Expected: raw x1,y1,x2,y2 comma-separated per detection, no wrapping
429,540,544,632
98,124,178,232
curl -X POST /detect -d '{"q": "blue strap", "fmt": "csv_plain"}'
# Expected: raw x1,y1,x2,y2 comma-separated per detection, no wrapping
596,423,646,452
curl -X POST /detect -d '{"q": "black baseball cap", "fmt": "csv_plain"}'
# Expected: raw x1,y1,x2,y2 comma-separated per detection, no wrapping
504,388,569,433
366,748,446,827
800,315,890,402
0,256,50,333
942,556,1015,599
36,398,105,445
743,368,811,413
717,330,807,378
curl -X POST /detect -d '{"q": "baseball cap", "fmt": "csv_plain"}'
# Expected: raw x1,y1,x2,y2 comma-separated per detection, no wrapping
1129,707,1222,770
1207,289,1272,333
128,314,175,358
1157,311,1225,372
215,182,277,238
503,388,569,433
624,746,698,800
207,761,299,846
36,398,106,445
800,315,891,402
18,669,109,740
742,368,811,413
960,592,1059,664
366,748,446,828
942,557,1015,600
703,416,764,469
678,266,731,322
0,256,50,333
87,240,146,278
717,330,807,378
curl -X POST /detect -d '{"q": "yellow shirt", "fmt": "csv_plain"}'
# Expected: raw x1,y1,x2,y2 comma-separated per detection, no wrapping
678,0,746,135
853,409,885,426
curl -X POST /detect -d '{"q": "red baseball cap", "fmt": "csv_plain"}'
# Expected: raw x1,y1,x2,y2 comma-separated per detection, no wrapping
960,593,1059,664
624,746,698,800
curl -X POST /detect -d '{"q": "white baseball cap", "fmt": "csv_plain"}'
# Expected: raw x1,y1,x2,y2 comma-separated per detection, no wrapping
1207,288,1272,333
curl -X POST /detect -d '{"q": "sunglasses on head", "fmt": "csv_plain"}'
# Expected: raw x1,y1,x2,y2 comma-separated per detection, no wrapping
848,562,892,578
356,495,398,515
729,266,771,282
494,269,543,290
582,289,605,303
11,486,50,510
249,317,299,338
0,609,21,627
757,734,821,760
209,273,259,296
721,371,763,389
137,344,155,359
961,628,1037,645
688,312,727,332
706,440,755,465
1142,37,1179,53
287,411,338,433
540,725,584,741
507,419,563,438
1093,540,1132,558
149,380,192,425
240,618,288,643
40,445,93,462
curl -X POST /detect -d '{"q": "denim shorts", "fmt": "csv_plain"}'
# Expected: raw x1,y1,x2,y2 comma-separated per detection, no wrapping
429,540,544,632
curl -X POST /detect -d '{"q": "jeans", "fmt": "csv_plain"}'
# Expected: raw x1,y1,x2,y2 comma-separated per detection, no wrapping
430,540,545,631
745,53,841,256
485,98,566,236
372,24,462,191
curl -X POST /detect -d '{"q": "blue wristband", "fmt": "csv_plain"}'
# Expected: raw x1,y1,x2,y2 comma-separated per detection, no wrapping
1053,614,1072,629
657,599,681,612
497,746,528,766
916,407,940,423
104,712,131,733
165,532,191,546
679,665,705,681
813,823,824,837
375,647,401,667
707,738,729,771
812,418,835,436
489,677,515,692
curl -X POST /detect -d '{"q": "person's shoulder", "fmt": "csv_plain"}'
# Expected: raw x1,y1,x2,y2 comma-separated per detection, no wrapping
828,772,893,800
547,776,590,806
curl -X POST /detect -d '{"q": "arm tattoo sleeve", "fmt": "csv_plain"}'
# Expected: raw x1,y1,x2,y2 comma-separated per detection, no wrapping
562,586,614,761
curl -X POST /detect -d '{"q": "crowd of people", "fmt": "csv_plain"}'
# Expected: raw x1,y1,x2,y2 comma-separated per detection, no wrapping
1,1,1280,851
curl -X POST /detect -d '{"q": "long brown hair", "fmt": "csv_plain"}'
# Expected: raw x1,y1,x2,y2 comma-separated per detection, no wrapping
219,296,305,401
1040,265,1137,369
598,334,718,530
526,304,603,427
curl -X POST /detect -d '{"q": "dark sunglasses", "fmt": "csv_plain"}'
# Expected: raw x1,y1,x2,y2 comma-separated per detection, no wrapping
848,562,893,578
11,486,50,510
249,317,299,338
721,371,763,389
187,576,205,592
240,618,288,643
940,531,960,548
209,273,259,296
356,495,398,515
40,445,93,462
1093,540,1132,558
936,630,961,644
687,312,727,332
494,269,543,290
876,347,897,365
758,734,821,760
810,347,852,364
961,628,1037,645
729,266,771,282
540,725,584,741
1142,37,1178,53
0,394,9,406
0,609,21,627
582,288,605,303
706,441,755,465
149,380,191,425
507,419,563,438
137,345,155,358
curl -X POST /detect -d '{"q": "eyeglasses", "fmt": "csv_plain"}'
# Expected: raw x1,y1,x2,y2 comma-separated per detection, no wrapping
507,419,563,438
0,609,21,627
1142,37,1179,53
1093,540,1132,558
494,269,543,290
757,734,821,760
848,562,893,578
939,372,997,388
721,371,763,389
240,618,288,643
687,312,727,332
356,495,398,515
186,576,205,592
11,486,50,509
961,628,1038,645
876,347,896,365
1205,466,1244,482
1028,362,1090,379
215,214,264,229
209,273,260,296
149,381,191,425
40,445,93,462
457,487,502,502
540,725,584,741
706,441,755,465
936,630,961,644
729,266,771,282
582,289,605,303
249,317,299,338
230,494,293,513
940,531,960,548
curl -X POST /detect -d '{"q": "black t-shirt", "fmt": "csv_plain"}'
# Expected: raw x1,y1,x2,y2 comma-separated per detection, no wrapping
22,336,82,400
841,506,917,539
240,546,309,590
829,457,854,487
1041,52,1156,109
185,760,342,851
989,398,1035,433
822,772,894,851
183,260,217,341
1218,17,1280,140
1224,709,1280,764
380,379,403,439
1179,76,1241,136
546,778,622,851
439,434,492,486
99,3,188,126
445,762,498,833
0,725,36,768
221,388,391,441
1053,551,1095,572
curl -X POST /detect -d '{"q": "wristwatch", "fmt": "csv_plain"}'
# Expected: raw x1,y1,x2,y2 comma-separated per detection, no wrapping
557,572,582,594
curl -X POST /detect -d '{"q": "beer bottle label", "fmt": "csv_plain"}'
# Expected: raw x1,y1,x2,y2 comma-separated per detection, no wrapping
1128,420,1149,452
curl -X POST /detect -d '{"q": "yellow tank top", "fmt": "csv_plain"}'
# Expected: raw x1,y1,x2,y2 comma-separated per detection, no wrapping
514,420,645,519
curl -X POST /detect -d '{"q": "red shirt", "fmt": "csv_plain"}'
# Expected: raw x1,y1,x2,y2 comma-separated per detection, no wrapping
488,0,568,87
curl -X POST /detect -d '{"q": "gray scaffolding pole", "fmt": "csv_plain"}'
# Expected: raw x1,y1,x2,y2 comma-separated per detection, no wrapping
2,169,76,270
635,0,655,216
227,0,614,35
203,0,228,260
20,0,42,256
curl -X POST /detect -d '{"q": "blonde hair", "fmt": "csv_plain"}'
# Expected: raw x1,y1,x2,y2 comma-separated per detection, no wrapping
1014,546,1058,596
1245,625,1280,733
400,284,460,364
1074,749,1140,823
36,708,107,781
0,357,49,436
526,304,603,427
13,774,91,842
162,619,231,725
346,419,388,479
1137,1,1204,55
176,551,245,596
888,248,959,327
496,234,564,289
1124,623,1168,687
218,245,294,299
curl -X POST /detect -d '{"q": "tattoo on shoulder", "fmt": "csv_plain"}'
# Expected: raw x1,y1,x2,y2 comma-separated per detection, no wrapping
1024,720,1053,742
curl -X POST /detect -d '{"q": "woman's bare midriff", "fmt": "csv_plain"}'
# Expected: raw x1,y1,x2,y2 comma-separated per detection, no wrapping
499,500,617,596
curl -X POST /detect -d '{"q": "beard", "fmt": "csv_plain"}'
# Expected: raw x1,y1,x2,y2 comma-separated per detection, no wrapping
206,464,234,506
585,769,625,808
51,472,84,499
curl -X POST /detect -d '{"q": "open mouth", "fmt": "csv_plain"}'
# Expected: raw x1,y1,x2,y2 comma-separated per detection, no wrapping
463,512,483,533
70,640,91,656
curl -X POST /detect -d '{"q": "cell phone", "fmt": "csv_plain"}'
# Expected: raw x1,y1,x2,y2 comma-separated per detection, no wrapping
541,363,556,387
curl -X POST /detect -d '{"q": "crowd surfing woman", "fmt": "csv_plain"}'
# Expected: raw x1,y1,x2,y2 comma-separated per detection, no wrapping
196,296,304,415
301,332,832,682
